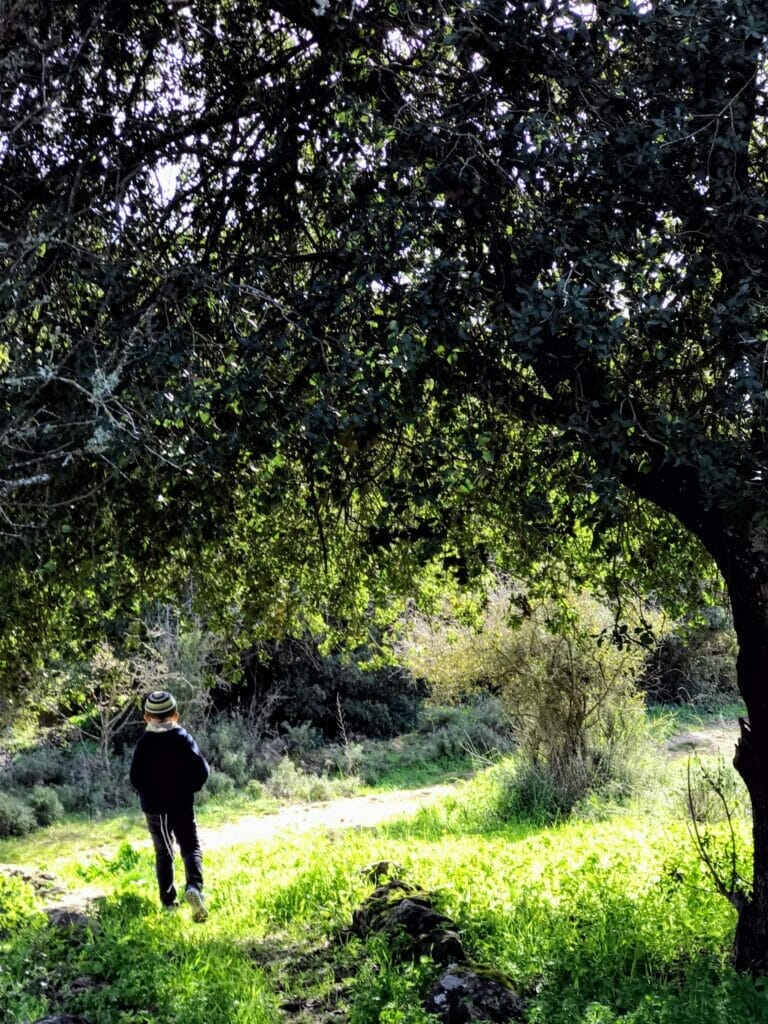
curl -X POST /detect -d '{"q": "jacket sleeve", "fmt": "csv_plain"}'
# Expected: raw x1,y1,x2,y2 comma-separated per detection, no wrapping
129,740,144,793
185,733,210,792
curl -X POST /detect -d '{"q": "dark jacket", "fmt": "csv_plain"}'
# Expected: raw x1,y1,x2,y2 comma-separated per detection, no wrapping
129,725,209,814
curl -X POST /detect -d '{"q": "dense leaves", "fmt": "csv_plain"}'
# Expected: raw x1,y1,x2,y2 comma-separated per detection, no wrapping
2,1,737,636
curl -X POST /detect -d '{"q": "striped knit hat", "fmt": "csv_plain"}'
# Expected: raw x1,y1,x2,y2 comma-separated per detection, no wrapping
144,690,178,717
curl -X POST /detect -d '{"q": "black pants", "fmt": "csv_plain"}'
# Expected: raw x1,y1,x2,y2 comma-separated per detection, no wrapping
145,808,203,906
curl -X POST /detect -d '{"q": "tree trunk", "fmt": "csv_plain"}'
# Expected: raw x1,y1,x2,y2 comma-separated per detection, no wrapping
733,714,768,972
613,469,768,971
727,564,768,973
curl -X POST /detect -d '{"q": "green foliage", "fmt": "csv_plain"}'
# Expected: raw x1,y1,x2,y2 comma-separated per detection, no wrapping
26,786,64,827
77,841,144,882
0,876,48,1023
0,692,512,835
3,740,135,823
265,756,359,802
0,768,761,1024
348,939,440,1024
192,710,285,792
643,620,739,708
205,768,236,798
685,756,749,827
0,793,37,838
7,745,68,787
282,720,325,757
401,583,654,809
5,0,768,963
0,874,43,938
244,638,427,741
296,696,515,788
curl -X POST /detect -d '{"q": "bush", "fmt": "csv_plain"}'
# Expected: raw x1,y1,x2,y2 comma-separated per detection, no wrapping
643,618,738,707
219,749,251,787
419,698,517,760
27,785,64,827
0,792,37,837
0,874,40,937
236,638,427,741
54,783,90,813
493,759,564,822
283,721,324,757
266,757,312,800
196,712,271,783
263,756,360,800
206,769,236,797
399,581,653,810
7,745,68,787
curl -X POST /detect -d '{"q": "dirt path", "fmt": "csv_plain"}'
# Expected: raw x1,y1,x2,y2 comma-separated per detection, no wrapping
0,783,461,909
664,719,740,760
198,783,457,851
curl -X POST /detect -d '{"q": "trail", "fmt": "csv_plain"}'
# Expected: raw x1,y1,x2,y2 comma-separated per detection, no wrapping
663,719,740,760
0,783,461,911
197,783,457,850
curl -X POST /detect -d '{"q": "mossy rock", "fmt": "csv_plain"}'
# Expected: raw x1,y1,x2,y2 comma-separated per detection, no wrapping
352,880,466,963
425,965,526,1023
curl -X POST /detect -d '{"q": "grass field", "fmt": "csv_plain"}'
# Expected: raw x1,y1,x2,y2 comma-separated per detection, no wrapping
2,724,767,1024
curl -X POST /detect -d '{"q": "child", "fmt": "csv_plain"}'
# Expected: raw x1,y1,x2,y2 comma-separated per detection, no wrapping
129,690,210,920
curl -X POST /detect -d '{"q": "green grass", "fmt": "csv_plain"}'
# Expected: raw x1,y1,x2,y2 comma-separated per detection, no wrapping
1,703,762,1024
2,743,766,1024
364,753,473,791
646,700,746,735
0,789,282,870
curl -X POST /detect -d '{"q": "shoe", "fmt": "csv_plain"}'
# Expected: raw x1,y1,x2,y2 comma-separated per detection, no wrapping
162,902,179,913
185,887,208,922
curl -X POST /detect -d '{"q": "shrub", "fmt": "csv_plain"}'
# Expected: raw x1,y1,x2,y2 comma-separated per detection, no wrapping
7,745,68,787
245,779,267,800
492,758,564,822
55,782,90,813
206,770,236,797
219,748,251,786
196,712,270,781
399,581,653,810
237,638,427,741
642,617,738,707
0,792,37,837
283,721,324,757
27,785,64,827
419,698,516,761
0,874,41,937
266,757,311,800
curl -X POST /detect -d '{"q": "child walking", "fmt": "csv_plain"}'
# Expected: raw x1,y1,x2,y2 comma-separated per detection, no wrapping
130,690,210,921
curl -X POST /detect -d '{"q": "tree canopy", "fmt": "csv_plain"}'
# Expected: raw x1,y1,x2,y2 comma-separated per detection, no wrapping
1,1,728,632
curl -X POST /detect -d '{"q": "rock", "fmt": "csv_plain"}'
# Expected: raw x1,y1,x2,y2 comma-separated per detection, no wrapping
69,975,104,994
0,864,65,898
424,928,467,964
44,905,97,932
360,860,404,883
426,965,526,1023
351,882,467,963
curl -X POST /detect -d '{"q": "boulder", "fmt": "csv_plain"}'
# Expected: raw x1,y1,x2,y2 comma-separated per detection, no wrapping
351,881,467,963
425,965,526,1023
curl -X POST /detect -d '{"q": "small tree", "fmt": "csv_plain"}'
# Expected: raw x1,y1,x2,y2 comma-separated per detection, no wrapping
400,583,650,807
78,642,141,767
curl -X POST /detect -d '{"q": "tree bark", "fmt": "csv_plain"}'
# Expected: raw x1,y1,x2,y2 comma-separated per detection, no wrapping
724,550,768,972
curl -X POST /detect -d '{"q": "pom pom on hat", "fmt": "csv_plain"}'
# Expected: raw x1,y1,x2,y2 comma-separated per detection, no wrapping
144,690,178,716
